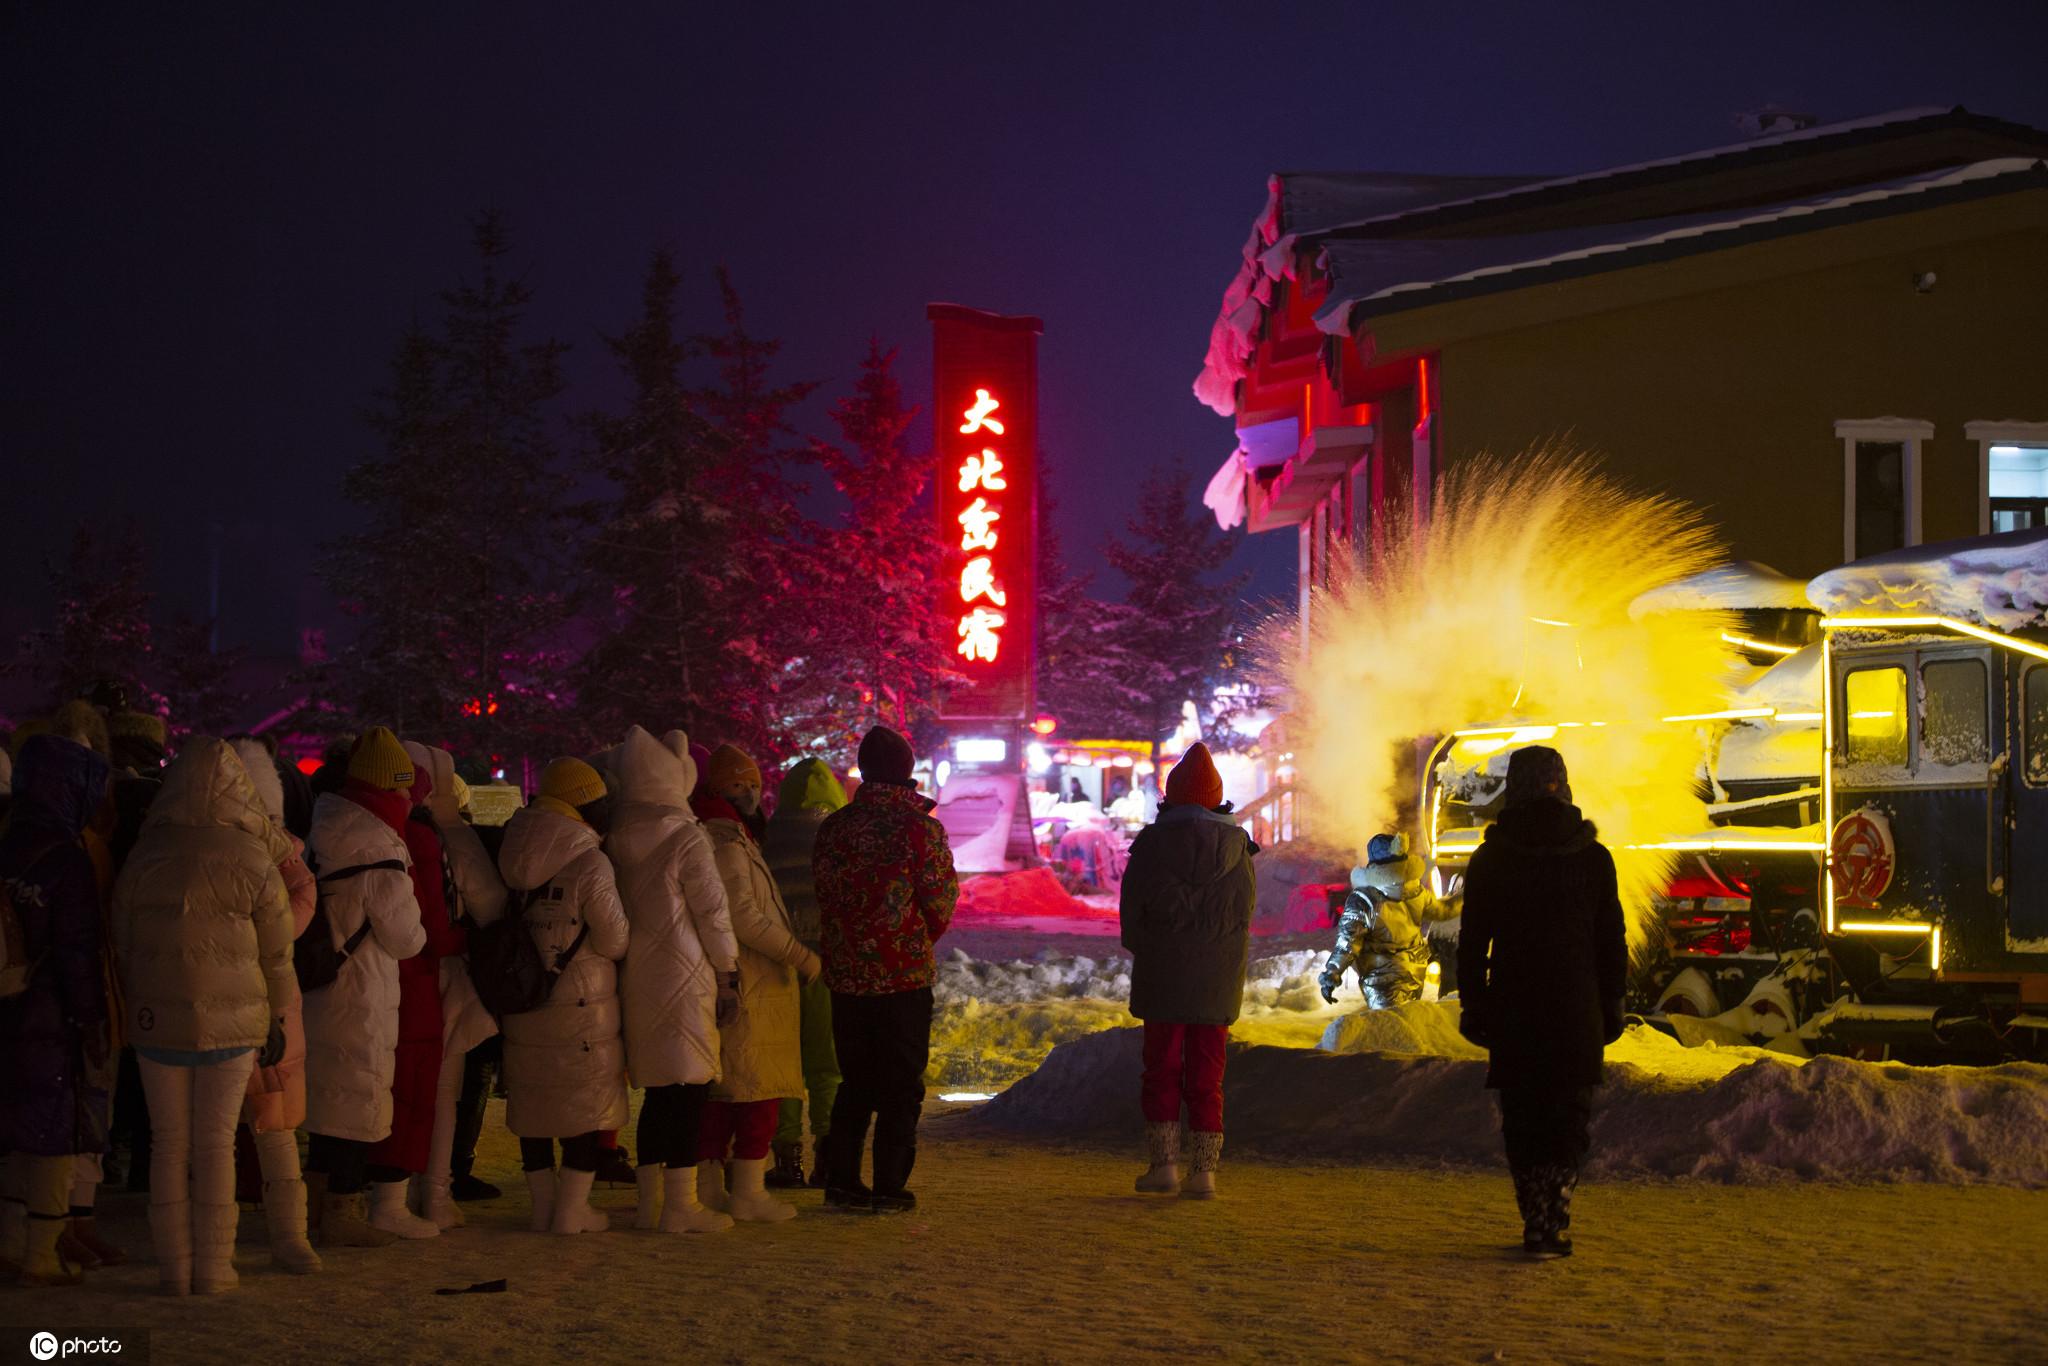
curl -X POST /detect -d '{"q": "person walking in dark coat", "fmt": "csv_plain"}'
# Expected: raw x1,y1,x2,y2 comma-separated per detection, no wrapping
0,735,114,1287
1456,746,1627,1259
1118,743,1257,1199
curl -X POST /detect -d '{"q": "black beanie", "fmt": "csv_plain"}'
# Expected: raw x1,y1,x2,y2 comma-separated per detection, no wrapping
857,726,916,786
1504,745,1571,808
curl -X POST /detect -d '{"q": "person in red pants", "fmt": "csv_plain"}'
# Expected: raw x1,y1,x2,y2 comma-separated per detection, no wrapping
1117,743,1258,1198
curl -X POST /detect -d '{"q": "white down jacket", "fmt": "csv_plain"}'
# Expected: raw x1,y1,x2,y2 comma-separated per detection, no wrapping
609,728,738,1089
301,791,427,1143
701,814,816,1104
496,803,630,1138
112,738,298,1054
403,741,508,1057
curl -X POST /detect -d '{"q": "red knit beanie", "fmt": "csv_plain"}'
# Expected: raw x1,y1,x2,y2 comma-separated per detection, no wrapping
1164,742,1224,809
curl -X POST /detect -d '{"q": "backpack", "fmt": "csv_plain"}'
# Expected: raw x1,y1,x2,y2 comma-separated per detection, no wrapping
294,859,407,993
0,839,63,1001
467,879,588,1019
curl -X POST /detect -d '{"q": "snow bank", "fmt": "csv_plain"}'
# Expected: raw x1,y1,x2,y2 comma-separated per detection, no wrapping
1808,527,2048,630
973,1019,2048,1185
953,868,1117,932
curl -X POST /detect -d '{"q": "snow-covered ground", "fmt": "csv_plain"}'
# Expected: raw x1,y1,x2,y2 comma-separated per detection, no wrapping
17,1107,2048,1365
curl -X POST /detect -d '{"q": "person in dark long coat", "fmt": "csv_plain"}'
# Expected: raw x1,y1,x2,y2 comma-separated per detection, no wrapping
1456,745,1627,1259
0,735,114,1286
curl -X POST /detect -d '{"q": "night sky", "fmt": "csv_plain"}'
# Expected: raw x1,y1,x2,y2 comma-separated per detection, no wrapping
7,2,2046,658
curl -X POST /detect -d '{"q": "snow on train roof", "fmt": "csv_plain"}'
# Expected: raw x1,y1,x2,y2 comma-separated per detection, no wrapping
1807,527,2048,631
1629,561,1812,617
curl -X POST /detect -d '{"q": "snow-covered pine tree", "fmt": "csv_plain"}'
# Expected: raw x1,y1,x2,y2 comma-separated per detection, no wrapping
579,249,743,744
679,268,818,756
1100,465,1249,766
320,213,574,763
794,339,957,764
1034,478,1151,741
8,522,162,711
156,613,249,741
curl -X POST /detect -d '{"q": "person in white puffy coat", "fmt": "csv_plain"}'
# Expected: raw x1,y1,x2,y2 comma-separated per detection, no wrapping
608,726,739,1234
402,741,507,1230
690,744,819,1225
496,757,630,1236
300,729,428,1249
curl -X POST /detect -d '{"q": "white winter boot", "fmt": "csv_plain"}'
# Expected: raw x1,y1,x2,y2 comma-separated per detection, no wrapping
695,1160,731,1214
549,1167,610,1235
191,1202,241,1294
525,1169,557,1234
1135,1122,1181,1194
262,1180,322,1274
633,1165,662,1231
148,1199,193,1297
726,1158,797,1224
415,1174,464,1231
658,1167,733,1234
1181,1131,1222,1199
368,1180,439,1238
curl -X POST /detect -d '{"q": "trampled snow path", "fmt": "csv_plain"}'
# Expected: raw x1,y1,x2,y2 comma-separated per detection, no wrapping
970,1018,2048,1186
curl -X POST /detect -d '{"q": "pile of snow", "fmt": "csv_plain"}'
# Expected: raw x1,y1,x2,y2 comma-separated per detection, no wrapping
953,868,1116,929
927,947,1341,1089
1808,527,2048,630
971,1013,2048,1185
1630,560,1812,617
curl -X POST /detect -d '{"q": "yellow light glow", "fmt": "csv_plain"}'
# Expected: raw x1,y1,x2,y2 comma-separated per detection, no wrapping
1455,737,1511,756
1529,616,1575,628
1822,614,2048,663
1722,632,1802,656
1451,724,1561,740
1632,837,1826,852
1836,920,1934,933
1661,706,1776,723
1822,634,1836,933
1776,711,1824,722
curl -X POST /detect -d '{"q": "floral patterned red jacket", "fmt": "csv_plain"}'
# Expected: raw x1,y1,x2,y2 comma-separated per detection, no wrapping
814,780,958,995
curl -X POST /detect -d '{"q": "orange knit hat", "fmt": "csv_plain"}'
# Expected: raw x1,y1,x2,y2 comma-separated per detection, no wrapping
1164,742,1224,809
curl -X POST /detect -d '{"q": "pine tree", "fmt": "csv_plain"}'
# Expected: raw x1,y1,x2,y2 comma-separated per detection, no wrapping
680,268,818,756
579,249,739,743
794,339,957,762
156,614,249,741
1035,479,1150,740
320,213,574,762
9,522,161,710
1100,465,1250,763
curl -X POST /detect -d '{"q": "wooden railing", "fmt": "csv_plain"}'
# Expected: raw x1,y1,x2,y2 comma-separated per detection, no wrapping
1234,781,1297,847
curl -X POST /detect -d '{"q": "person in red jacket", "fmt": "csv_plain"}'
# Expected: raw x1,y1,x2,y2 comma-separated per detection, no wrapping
812,726,958,1214
360,761,462,1238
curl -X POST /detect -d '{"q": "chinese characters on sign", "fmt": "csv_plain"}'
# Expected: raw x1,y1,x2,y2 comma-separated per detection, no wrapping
931,304,1039,722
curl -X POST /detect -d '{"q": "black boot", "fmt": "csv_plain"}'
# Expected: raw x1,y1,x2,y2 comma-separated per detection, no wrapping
869,1141,917,1214
821,1125,873,1212
806,1136,829,1190
764,1140,806,1189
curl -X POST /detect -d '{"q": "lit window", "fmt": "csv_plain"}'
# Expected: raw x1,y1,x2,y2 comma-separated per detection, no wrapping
1919,658,1988,769
1842,667,1908,767
2024,665,2048,788
1988,444,2048,534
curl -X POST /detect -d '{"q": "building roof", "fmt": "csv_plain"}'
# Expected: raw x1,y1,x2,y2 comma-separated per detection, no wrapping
1193,107,2048,415
1316,157,2048,333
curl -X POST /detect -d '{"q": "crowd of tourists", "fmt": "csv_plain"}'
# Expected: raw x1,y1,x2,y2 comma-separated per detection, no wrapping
0,694,956,1294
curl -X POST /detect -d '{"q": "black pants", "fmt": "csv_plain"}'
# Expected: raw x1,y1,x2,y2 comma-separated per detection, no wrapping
1497,1085,1596,1238
449,1036,502,1180
637,1083,709,1170
306,1133,369,1196
520,1132,603,1173
824,987,932,1195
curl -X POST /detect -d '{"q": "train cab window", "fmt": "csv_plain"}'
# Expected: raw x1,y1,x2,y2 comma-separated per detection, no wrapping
1920,658,1989,768
2026,665,2048,786
1843,667,1909,767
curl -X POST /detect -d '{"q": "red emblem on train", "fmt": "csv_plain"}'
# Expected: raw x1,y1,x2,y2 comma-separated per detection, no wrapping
1830,807,1896,908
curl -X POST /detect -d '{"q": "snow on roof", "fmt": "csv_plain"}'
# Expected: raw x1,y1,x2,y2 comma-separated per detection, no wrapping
1807,526,2048,631
1729,643,1824,710
1316,158,2048,333
1631,561,1814,617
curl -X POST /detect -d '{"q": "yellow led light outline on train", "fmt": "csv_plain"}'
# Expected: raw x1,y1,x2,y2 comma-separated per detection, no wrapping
1722,632,1802,656
1821,615,2048,663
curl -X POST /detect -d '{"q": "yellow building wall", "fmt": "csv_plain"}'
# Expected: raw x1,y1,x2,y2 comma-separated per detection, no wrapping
1404,206,2048,579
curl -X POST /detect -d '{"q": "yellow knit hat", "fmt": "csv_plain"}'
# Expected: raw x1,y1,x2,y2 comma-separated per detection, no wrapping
108,709,169,749
450,772,472,813
347,726,416,791
538,756,608,810
704,743,761,793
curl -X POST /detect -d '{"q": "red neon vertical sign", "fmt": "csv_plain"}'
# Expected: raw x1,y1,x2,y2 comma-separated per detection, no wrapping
929,304,1040,722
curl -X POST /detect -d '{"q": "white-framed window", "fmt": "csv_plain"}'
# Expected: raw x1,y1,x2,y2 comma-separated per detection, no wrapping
1836,417,1930,561
1964,420,2048,535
